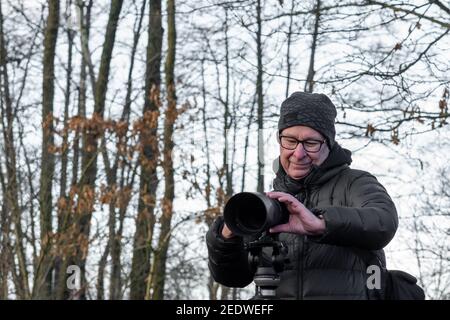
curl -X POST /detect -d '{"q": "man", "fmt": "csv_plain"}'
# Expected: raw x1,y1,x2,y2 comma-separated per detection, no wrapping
206,92,399,299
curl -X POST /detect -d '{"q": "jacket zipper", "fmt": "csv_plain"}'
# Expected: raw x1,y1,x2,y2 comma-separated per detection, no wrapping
300,187,310,300
300,236,305,299
296,188,309,300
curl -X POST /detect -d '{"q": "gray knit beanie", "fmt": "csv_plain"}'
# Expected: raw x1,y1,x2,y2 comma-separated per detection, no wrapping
278,92,337,148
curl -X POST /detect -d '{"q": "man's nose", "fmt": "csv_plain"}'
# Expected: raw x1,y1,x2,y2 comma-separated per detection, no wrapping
292,143,307,159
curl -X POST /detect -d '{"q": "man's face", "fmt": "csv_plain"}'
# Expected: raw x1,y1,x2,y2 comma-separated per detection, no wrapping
279,125,330,180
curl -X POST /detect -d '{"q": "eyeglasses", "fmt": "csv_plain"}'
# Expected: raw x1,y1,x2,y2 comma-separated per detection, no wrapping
278,135,325,153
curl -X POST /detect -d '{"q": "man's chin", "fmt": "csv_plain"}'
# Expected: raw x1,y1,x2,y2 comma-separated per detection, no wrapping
288,168,311,180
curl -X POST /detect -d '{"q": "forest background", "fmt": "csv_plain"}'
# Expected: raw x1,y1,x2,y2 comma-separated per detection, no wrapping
0,0,448,299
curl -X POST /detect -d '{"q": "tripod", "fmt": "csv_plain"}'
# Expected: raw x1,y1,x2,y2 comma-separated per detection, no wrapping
245,232,288,300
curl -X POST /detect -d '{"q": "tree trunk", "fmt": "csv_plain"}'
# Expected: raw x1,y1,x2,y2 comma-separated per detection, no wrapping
0,3,30,300
108,0,147,300
200,59,212,212
285,0,295,98
304,0,320,93
241,97,256,192
96,243,109,300
77,0,123,299
33,0,59,299
223,8,233,199
256,0,264,193
148,0,177,300
130,0,163,300
0,172,11,299
0,2,11,300
54,0,93,301
201,59,220,300
54,0,74,300
62,0,123,299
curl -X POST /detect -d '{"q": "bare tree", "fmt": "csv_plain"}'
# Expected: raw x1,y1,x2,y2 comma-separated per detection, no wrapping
256,0,264,193
0,2,30,300
304,0,320,93
408,163,450,299
130,0,163,300
74,0,124,299
148,0,178,300
34,0,59,300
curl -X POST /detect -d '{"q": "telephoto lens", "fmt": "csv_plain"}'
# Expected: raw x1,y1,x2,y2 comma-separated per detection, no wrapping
223,192,289,236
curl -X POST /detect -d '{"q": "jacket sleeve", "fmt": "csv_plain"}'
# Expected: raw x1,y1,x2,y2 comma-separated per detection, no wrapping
206,216,254,288
309,172,399,250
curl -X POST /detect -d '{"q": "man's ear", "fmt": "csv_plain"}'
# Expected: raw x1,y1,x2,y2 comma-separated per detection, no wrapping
272,157,281,174
276,131,281,143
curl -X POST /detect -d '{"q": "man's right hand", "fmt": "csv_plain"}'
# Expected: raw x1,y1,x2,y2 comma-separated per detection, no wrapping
221,223,234,239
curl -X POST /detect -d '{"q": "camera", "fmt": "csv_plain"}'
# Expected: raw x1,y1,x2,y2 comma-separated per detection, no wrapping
223,192,289,236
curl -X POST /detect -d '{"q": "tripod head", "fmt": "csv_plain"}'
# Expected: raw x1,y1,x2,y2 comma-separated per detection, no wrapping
245,232,289,300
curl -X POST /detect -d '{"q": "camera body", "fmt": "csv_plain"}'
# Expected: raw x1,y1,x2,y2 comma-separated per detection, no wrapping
224,192,289,236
